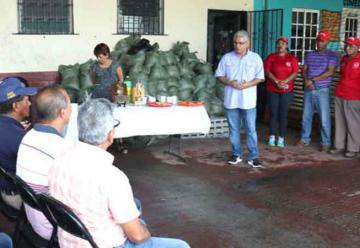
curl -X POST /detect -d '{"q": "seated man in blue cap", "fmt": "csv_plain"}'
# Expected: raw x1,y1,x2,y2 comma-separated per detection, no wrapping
0,77,37,209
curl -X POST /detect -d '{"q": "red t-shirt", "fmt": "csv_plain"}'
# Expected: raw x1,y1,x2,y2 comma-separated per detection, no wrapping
264,52,299,93
335,53,360,100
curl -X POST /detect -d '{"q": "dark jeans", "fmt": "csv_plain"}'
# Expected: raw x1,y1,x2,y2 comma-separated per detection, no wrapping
267,91,293,137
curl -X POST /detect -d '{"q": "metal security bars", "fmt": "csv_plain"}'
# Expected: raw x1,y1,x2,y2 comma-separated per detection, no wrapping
290,9,320,64
247,9,283,59
117,0,164,35
18,0,73,34
344,0,360,8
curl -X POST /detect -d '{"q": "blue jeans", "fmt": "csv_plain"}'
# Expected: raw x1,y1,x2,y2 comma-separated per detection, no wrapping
267,91,293,137
301,87,331,145
226,107,259,160
115,199,190,248
0,233,12,248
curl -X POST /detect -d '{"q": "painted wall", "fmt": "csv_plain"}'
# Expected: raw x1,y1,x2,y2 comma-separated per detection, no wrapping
0,0,252,73
254,0,343,38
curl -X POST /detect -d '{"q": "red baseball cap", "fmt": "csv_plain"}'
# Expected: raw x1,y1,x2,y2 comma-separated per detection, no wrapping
345,36,360,46
276,36,288,44
317,31,331,41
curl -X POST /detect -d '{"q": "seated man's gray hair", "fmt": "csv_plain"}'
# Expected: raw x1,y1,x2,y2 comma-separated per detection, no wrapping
77,98,115,145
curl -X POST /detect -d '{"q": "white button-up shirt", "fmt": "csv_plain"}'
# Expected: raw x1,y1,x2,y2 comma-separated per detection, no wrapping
216,50,264,109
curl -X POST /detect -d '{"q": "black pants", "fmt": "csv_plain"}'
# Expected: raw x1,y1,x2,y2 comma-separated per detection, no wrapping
267,91,293,137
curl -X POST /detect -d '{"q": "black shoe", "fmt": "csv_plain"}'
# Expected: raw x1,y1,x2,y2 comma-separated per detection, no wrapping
228,156,242,165
247,158,264,168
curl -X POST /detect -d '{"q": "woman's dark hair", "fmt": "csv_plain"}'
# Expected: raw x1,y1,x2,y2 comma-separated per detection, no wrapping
93,43,110,57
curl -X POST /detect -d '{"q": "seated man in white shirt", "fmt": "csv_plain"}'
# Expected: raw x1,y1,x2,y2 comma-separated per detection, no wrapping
16,84,72,240
48,98,190,248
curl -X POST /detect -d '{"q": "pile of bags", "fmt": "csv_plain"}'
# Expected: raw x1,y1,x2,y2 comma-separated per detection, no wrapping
59,35,224,116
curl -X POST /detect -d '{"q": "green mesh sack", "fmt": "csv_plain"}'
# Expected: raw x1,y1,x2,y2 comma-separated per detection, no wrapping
168,86,179,96
178,78,195,91
146,79,158,97
171,41,190,57
79,60,94,90
209,97,224,116
166,65,180,79
193,74,208,93
149,64,169,79
63,87,78,103
167,77,179,88
215,80,225,101
194,62,213,74
178,89,193,101
156,80,168,92
59,64,80,90
110,50,123,61
114,40,130,55
144,51,160,69
178,61,195,79
182,52,199,64
207,75,217,88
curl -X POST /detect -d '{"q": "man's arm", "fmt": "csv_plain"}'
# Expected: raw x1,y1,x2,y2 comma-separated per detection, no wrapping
311,65,336,81
238,78,264,90
217,76,242,88
121,218,151,244
302,64,314,89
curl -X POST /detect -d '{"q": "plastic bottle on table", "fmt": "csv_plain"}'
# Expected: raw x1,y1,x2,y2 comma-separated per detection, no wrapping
124,76,133,103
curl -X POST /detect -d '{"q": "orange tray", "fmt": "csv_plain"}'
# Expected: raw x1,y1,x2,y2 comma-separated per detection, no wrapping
147,102,173,107
178,101,205,107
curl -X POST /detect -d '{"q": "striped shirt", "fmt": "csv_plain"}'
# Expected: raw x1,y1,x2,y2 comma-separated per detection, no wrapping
49,142,140,248
304,49,338,88
16,124,70,240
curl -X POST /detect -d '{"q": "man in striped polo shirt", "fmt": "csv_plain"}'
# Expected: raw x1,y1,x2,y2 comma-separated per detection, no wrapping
16,84,72,240
296,31,338,152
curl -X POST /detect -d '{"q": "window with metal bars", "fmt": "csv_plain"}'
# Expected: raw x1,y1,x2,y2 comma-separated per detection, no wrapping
290,9,319,64
345,17,358,38
18,0,73,34
344,0,360,8
117,0,164,35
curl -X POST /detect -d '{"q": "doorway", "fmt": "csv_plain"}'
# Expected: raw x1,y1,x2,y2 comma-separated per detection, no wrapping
207,10,247,70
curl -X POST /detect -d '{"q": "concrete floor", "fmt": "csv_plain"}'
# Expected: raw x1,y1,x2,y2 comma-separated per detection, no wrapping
115,125,360,248
1,124,359,248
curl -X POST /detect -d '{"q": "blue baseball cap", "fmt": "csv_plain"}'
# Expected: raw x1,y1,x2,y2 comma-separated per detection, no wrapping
0,77,37,103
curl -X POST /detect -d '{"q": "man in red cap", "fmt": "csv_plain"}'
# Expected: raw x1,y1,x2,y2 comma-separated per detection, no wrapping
330,36,360,157
296,31,338,152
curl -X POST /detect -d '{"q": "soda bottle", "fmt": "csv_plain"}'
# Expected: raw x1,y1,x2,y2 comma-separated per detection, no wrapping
124,76,133,103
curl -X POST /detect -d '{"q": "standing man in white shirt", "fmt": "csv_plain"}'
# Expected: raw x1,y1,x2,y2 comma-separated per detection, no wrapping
216,30,265,168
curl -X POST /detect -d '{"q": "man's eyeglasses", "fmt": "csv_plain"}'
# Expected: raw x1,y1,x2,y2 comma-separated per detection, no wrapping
113,119,120,129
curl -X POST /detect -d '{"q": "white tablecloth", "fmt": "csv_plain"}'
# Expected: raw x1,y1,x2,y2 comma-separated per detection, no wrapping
113,105,211,138
65,104,211,140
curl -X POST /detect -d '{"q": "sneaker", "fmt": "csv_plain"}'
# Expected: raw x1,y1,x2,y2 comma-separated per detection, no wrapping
277,137,285,148
320,144,331,152
228,156,242,165
247,158,265,168
329,148,344,155
295,140,309,147
268,135,275,147
345,151,357,158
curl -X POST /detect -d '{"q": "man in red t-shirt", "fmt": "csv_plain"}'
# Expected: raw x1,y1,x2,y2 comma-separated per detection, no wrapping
331,37,360,158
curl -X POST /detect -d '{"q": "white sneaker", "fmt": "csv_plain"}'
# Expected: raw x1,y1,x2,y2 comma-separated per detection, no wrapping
228,156,242,165
247,159,265,168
